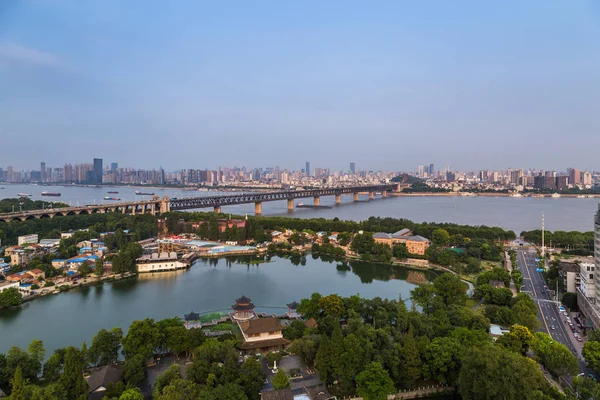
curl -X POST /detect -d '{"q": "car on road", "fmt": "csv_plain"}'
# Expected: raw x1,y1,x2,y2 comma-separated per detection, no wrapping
563,311,568,316
574,332,579,338
577,337,583,342
551,325,556,330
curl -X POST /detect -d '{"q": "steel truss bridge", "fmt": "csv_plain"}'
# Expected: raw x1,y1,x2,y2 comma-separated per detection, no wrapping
0,184,397,222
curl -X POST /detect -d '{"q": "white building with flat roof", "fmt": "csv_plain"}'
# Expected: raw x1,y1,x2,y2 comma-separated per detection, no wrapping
18,234,38,246
136,252,187,273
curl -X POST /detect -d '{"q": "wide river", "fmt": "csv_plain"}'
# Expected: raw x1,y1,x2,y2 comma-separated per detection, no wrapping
0,256,435,354
1,183,598,233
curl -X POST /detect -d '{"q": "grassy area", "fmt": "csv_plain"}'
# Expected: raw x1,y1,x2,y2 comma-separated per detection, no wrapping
198,312,226,323
481,261,502,270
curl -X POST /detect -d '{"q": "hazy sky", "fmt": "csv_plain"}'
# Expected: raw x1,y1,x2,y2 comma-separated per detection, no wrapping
1,1,600,172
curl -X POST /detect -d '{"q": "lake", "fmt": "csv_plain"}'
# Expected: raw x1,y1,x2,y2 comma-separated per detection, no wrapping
1,183,598,233
0,256,436,354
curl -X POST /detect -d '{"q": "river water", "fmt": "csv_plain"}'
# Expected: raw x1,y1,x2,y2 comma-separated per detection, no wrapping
1,183,598,233
0,256,435,354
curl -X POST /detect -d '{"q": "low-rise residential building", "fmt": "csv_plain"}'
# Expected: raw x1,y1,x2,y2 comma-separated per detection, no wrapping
558,260,584,293
18,234,39,246
28,269,46,280
0,262,10,274
65,255,98,270
372,229,431,255
38,239,61,248
51,259,67,269
10,250,33,267
0,281,20,293
136,252,187,273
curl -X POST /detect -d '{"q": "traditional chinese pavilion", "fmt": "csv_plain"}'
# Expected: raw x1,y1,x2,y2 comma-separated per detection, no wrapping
286,301,300,319
232,295,256,321
184,311,200,329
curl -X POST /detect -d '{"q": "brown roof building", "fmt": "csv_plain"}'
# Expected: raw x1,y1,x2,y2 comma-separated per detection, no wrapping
237,316,290,354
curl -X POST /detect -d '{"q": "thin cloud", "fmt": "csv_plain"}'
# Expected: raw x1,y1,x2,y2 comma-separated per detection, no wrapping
0,42,70,70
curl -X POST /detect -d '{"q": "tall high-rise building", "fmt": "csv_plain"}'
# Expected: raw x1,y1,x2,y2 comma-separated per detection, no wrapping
350,162,355,174
93,158,103,184
429,164,434,177
568,168,581,185
584,172,593,186
594,205,600,308
111,162,118,172
40,162,46,181
305,162,311,177
417,165,424,178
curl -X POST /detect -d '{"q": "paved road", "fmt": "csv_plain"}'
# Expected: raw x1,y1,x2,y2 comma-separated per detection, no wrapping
516,249,591,375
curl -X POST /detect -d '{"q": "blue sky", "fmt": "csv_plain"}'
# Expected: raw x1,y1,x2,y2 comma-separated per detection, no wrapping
1,0,599,172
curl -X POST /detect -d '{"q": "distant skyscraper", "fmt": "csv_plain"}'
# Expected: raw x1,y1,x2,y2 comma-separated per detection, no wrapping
40,162,46,181
111,162,118,172
429,164,434,177
568,168,581,185
93,158,103,184
306,162,311,177
350,162,355,174
417,165,424,178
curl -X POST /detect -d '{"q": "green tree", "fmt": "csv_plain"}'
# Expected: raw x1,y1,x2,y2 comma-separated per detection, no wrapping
393,243,409,259
156,378,200,400
152,365,181,400
431,228,450,246
42,349,65,383
119,388,144,400
271,369,290,390
318,294,344,317
422,337,461,384
283,320,306,340
289,338,317,368
9,366,26,400
315,335,334,383
198,383,249,400
0,287,22,308
356,362,395,400
239,358,265,400
561,292,578,310
94,258,105,276
122,354,146,386
399,329,422,388
497,325,534,355
89,328,123,366
458,343,544,400
58,347,87,400
77,262,91,277
432,273,468,307
583,341,600,375
531,332,578,377
121,319,159,360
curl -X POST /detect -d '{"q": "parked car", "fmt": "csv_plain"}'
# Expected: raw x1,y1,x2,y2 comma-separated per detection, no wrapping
577,337,583,342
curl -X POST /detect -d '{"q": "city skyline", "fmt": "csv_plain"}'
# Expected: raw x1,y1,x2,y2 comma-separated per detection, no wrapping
1,1,600,169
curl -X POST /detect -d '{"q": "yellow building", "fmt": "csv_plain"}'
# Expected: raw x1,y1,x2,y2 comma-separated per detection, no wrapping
372,229,430,255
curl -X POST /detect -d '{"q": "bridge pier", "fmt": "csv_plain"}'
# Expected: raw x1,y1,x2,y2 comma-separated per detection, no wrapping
335,194,341,204
382,191,387,198
369,192,374,200
214,206,221,213
140,207,145,215
122,207,126,214
131,207,136,216
287,199,294,211
255,202,262,215
314,196,320,206
353,193,359,202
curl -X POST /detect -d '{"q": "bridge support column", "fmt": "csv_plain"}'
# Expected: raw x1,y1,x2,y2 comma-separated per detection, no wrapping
353,193,359,202
369,192,374,200
131,207,136,216
151,206,156,216
382,191,387,198
335,194,341,204
287,199,294,211
314,196,320,206
122,207,126,214
255,202,262,215
140,207,145,215
214,206,221,213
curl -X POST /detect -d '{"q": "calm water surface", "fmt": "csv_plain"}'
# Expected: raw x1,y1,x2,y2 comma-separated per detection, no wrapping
0,256,435,354
1,183,598,233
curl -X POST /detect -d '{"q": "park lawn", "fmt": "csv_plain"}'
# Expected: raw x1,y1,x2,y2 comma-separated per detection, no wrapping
481,260,502,270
